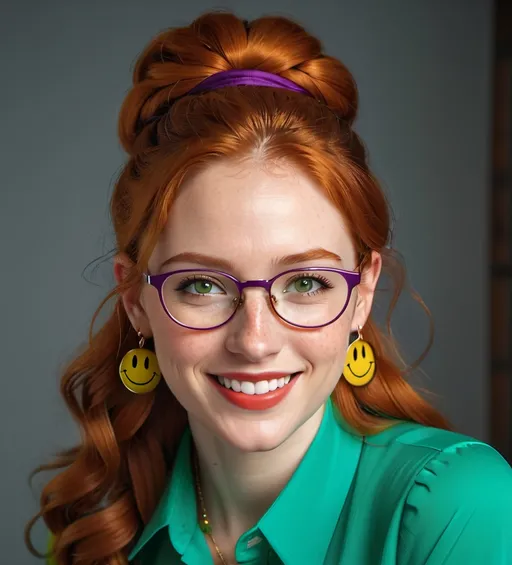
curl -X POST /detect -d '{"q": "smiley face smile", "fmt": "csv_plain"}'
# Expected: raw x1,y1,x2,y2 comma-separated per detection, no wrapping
122,369,160,386
346,361,374,379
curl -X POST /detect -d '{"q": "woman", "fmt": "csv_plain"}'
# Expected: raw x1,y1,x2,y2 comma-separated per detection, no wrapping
26,11,512,565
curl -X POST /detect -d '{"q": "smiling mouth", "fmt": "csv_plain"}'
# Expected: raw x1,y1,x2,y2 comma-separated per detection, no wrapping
122,370,159,386
347,362,374,378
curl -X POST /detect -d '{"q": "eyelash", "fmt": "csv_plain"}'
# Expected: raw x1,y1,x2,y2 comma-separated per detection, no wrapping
286,272,334,291
174,272,335,293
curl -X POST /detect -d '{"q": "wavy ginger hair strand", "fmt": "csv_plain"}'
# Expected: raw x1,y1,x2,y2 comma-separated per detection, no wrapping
25,12,451,565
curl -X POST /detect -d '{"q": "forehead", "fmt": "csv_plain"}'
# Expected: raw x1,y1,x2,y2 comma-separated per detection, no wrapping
151,160,356,274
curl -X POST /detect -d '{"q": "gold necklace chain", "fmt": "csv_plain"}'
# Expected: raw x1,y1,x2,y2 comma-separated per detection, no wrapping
193,449,229,565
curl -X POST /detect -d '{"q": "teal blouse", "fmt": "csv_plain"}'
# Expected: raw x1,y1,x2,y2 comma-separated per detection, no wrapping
128,398,512,564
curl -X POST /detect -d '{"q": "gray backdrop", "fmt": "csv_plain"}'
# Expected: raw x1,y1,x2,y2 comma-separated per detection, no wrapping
1,0,493,562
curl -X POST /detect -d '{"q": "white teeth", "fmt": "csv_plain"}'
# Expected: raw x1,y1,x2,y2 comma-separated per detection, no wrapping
215,374,297,395
241,381,255,395
255,380,269,395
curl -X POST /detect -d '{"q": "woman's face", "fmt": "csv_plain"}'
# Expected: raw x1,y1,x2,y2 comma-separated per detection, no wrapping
121,160,381,452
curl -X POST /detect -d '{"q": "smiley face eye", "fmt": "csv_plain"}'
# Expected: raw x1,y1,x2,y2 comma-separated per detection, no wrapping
132,354,138,368
353,346,358,361
144,357,149,370
362,345,366,358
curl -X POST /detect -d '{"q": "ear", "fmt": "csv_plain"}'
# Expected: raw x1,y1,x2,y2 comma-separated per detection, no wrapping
351,250,382,332
113,253,152,337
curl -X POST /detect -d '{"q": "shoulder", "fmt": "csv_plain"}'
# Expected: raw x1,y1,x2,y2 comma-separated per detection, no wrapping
359,420,493,489
402,439,512,514
343,422,512,564
363,418,509,470
368,421,512,513
357,422,512,563
395,431,512,564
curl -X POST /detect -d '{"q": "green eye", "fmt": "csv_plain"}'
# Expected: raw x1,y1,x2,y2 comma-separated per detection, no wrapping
194,281,213,293
294,278,314,292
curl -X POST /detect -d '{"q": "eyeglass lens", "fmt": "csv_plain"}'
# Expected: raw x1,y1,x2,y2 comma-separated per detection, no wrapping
161,270,349,328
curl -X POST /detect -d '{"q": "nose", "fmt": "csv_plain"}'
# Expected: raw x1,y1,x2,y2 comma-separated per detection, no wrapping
224,288,284,362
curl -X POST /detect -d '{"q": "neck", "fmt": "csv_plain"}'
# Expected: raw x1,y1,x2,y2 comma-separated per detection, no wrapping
189,404,325,539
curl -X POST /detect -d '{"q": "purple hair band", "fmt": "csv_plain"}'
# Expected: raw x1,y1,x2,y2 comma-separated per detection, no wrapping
188,69,312,96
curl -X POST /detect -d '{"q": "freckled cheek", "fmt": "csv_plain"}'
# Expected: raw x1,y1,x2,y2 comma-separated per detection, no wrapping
144,298,223,370
294,321,351,367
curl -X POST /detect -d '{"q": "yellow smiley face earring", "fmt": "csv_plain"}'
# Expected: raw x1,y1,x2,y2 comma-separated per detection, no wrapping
119,331,162,394
342,325,376,387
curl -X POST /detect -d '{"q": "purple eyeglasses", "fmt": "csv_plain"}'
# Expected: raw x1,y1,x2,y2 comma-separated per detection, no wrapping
144,267,361,331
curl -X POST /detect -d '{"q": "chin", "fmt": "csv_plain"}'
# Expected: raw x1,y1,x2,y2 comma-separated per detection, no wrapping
216,416,297,453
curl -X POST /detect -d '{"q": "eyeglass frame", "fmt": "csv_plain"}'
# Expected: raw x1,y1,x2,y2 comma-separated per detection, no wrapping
143,267,361,331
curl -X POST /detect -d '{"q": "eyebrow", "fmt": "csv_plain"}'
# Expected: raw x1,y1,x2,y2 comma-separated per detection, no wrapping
159,248,343,272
